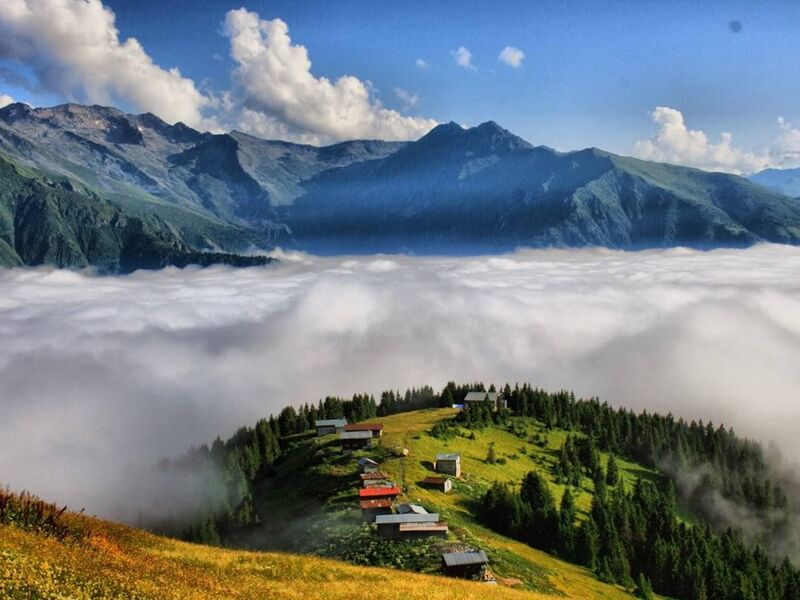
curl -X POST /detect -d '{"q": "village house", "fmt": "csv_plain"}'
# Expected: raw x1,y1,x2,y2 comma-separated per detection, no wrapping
435,453,462,478
344,423,384,438
358,457,380,473
360,471,392,488
360,498,393,523
375,513,448,539
340,430,373,451
421,476,453,493
441,550,489,580
358,486,401,502
463,391,507,411
314,418,348,436
396,503,428,515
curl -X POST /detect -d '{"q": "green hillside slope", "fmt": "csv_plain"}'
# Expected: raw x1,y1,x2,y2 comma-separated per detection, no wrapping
233,408,643,598
0,157,272,271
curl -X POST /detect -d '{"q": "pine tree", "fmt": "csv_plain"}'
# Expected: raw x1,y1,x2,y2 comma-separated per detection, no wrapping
636,573,654,600
559,488,577,558
606,453,620,486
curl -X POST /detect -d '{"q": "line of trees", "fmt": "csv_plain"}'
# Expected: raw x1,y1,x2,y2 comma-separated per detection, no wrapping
499,383,797,556
480,471,800,600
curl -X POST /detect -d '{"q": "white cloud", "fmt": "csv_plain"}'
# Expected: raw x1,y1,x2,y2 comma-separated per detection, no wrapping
498,46,525,68
415,58,429,69
222,8,437,144
634,106,771,175
771,117,800,168
452,46,476,70
0,0,213,128
1,246,800,520
394,87,418,110
0,93,14,107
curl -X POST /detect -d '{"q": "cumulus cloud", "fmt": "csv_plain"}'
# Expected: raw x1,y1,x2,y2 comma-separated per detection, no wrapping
634,106,771,174
0,92,13,107
452,46,476,70
415,58,429,69
0,0,213,128
498,46,525,68
772,116,800,168
0,2,439,143
1,246,800,520
394,87,418,110
222,8,437,143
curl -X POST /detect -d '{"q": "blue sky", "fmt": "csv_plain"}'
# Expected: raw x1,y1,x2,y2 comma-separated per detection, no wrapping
1,1,799,173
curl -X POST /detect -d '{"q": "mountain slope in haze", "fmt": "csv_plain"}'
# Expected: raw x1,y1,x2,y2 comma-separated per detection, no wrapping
2,102,800,266
0,157,271,271
0,102,402,230
750,167,800,197
288,121,800,252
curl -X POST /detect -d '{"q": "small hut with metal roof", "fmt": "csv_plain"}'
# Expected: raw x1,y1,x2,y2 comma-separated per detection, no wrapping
421,475,453,493
358,457,380,473
463,391,506,411
340,430,373,451
441,550,489,579
360,499,393,523
435,453,461,478
375,513,448,539
314,418,348,436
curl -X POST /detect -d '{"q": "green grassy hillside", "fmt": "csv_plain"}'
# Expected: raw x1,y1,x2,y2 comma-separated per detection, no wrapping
229,408,650,598
0,408,646,599
1,515,559,600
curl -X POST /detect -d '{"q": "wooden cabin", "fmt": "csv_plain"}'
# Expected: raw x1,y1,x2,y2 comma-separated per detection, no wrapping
463,391,507,411
360,471,391,488
340,430,373,451
358,457,380,473
421,476,453,493
360,499,393,523
442,550,489,579
314,418,348,436
344,423,384,438
435,453,461,478
375,513,448,539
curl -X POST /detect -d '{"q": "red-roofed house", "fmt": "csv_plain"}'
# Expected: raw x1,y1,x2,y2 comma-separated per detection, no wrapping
358,486,400,501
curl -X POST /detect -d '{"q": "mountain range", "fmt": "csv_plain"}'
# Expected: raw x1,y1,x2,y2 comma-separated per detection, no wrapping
1,102,799,269
750,167,800,198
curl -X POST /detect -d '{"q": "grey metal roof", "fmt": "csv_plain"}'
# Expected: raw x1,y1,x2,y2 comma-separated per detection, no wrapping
375,513,440,525
340,430,373,440
442,550,489,567
315,418,347,427
464,391,499,402
396,503,428,515
358,457,379,466
436,453,460,462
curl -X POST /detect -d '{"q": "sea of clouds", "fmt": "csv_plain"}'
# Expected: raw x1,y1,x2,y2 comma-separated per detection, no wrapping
1,245,799,520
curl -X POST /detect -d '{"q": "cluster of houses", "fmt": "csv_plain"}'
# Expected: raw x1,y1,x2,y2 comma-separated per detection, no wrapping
355,455,450,539
314,410,493,582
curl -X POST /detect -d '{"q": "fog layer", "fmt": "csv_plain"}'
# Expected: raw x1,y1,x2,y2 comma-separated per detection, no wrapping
1,245,799,519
